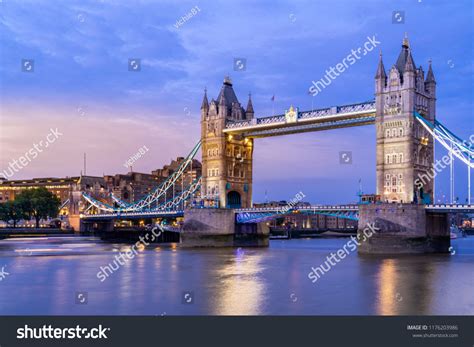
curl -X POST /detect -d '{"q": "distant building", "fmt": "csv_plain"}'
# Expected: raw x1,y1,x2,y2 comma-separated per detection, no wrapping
104,172,163,204
0,157,202,213
152,157,202,199
0,176,107,215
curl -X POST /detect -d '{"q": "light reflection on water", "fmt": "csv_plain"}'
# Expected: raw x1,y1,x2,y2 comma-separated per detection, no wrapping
0,236,473,315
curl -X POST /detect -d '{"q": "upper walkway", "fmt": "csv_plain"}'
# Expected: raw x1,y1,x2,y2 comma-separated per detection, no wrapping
223,101,376,138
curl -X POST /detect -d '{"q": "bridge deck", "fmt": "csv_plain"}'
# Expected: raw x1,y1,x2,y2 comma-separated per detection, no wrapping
80,204,474,221
224,101,376,138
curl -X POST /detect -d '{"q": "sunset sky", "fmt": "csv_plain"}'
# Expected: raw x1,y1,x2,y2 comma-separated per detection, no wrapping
0,0,473,203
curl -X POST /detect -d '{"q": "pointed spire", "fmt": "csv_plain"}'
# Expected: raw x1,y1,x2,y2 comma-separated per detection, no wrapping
402,32,410,48
217,75,239,107
223,75,232,86
404,49,415,72
201,88,209,110
395,34,415,75
426,59,436,83
375,51,387,79
246,93,254,113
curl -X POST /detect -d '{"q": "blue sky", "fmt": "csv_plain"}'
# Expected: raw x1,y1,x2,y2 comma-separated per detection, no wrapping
0,0,473,204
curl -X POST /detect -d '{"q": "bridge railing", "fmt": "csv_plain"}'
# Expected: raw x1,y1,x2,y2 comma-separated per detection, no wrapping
225,101,376,130
235,205,359,213
426,204,473,209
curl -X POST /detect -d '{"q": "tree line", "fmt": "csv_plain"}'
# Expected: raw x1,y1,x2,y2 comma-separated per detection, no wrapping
0,187,61,228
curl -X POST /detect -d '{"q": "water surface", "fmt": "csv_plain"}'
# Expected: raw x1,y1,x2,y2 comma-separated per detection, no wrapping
0,235,473,315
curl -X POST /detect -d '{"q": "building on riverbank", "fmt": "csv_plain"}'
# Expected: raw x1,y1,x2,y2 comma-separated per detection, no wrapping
0,157,202,214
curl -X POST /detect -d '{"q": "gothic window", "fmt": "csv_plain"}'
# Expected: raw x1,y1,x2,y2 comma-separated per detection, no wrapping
399,153,403,163
392,176,397,192
386,154,390,164
399,128,404,137
388,155,392,164
392,154,397,163
391,128,397,137
398,174,403,192
386,129,391,138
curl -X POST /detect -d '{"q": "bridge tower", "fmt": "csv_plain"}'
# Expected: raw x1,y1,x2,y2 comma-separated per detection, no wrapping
375,35,436,204
200,77,254,208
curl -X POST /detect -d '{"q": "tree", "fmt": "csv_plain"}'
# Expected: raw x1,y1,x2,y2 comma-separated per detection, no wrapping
0,200,27,228
16,188,61,228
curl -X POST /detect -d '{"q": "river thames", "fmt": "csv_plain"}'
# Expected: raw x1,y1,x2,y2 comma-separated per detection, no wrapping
0,236,473,315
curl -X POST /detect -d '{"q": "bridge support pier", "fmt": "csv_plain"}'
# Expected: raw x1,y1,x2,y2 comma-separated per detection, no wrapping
181,208,269,247
357,203,450,254
68,214,83,232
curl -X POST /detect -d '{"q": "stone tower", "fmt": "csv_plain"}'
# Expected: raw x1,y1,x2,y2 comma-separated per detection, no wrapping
200,77,254,208
375,35,436,203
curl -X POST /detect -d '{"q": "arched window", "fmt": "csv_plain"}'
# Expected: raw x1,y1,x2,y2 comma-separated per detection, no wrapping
386,154,390,164
399,128,404,137
391,129,397,137
398,153,403,163
386,129,391,138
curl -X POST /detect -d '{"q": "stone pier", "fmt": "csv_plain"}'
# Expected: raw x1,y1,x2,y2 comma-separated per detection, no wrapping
357,203,450,254
181,208,269,247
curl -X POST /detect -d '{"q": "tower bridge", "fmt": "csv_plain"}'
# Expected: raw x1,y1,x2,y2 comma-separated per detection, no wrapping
75,36,474,253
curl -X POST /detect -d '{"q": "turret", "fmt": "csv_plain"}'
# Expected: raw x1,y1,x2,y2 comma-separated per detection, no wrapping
201,88,209,118
425,60,436,121
425,60,436,95
375,52,387,93
245,93,254,120
403,48,416,88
